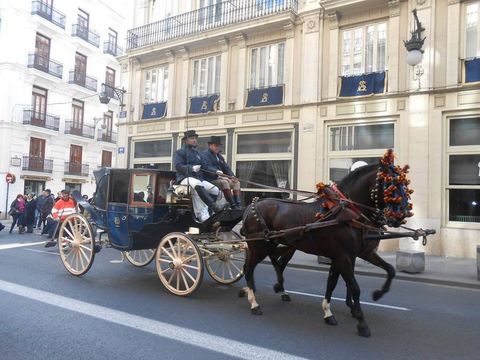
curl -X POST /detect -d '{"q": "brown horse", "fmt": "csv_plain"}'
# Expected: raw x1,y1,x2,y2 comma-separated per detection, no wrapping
240,152,412,337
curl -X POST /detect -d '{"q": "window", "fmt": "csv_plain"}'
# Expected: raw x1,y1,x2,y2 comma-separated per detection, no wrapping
72,99,84,130
327,122,394,182
131,173,155,205
74,52,87,85
35,33,50,70
196,135,226,154
144,66,169,103
198,0,222,27
32,86,47,125
192,55,221,96
104,110,113,138
466,3,480,58
78,8,89,29
105,67,115,98
446,117,480,224
108,28,118,48
341,22,387,76
29,137,46,171
101,150,112,167
250,42,285,88
134,140,172,158
69,144,83,174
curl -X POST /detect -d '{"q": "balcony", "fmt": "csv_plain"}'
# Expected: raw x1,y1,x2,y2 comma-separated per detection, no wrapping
72,24,100,48
31,1,66,29
64,121,95,139
68,71,98,92
64,162,89,177
126,0,298,50
97,129,117,144
27,53,63,79
103,41,123,56
23,109,60,131
22,156,53,173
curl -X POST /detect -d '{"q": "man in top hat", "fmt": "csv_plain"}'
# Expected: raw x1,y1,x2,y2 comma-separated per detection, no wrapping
173,130,223,222
201,135,241,209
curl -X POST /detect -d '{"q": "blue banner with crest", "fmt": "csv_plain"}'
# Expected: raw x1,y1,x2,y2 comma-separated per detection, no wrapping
142,102,167,120
189,94,220,114
339,72,386,97
465,58,480,83
246,85,284,107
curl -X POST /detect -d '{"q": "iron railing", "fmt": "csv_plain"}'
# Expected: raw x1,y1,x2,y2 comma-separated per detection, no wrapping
68,71,98,92
64,162,89,177
127,0,298,50
72,24,100,47
23,109,60,131
31,1,66,29
27,53,63,78
96,129,117,143
22,156,53,173
103,41,123,56
64,121,95,139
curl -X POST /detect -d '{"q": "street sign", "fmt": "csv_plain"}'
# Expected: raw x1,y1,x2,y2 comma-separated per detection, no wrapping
119,111,127,118
5,173,15,184
118,147,125,154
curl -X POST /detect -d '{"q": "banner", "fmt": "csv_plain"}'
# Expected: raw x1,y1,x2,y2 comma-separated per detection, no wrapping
246,85,284,107
465,58,480,83
339,72,386,97
189,94,220,114
142,102,167,120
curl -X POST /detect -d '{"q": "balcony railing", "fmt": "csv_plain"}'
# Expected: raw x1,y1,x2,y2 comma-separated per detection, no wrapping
68,71,98,92
64,162,89,177
64,121,95,139
22,156,53,173
72,24,100,47
31,1,66,29
23,109,60,131
103,41,123,56
27,53,63,78
96,129,117,143
127,0,298,50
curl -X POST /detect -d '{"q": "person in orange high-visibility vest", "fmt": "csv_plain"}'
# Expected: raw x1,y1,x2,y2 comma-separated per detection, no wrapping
44,189,77,248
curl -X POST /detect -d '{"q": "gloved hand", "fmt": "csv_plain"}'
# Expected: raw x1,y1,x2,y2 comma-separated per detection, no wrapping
216,170,223,176
192,165,201,172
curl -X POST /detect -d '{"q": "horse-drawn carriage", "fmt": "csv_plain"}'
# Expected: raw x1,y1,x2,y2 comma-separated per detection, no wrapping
57,167,246,296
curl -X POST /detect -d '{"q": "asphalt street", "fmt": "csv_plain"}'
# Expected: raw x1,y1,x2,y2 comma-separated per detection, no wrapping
0,232,479,360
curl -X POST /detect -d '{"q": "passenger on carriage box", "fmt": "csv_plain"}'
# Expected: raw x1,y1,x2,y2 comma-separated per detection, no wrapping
173,130,223,222
201,136,242,209
44,189,77,248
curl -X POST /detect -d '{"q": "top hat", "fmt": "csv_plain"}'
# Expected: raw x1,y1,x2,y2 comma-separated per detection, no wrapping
207,135,223,145
182,129,198,139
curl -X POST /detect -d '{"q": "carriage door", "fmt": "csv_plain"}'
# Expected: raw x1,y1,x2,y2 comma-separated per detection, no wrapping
128,173,155,233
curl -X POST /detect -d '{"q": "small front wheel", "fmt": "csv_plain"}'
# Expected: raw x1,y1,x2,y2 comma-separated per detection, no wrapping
156,233,203,296
124,249,156,267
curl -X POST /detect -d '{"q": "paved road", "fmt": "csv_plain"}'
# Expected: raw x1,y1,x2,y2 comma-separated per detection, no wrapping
0,232,479,359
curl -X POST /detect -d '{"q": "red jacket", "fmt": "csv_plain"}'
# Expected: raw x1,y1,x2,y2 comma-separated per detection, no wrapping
51,198,76,221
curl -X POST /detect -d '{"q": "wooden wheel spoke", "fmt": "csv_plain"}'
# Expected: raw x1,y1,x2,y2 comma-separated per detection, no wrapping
167,239,177,257
182,268,197,283
180,269,189,289
161,247,175,261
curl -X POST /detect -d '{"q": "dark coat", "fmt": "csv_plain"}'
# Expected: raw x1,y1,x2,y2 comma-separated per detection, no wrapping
25,198,37,225
41,195,54,219
173,145,205,183
200,149,234,182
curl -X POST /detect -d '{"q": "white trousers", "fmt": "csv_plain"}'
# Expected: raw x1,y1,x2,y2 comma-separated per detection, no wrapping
180,177,220,222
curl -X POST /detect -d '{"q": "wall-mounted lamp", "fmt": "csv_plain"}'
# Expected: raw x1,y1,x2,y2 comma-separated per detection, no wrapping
404,9,426,90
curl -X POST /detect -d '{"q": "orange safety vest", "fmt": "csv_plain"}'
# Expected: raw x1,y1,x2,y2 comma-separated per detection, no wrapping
51,199,76,221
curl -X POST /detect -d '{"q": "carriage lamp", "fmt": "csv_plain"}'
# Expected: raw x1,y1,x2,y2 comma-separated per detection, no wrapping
404,9,426,90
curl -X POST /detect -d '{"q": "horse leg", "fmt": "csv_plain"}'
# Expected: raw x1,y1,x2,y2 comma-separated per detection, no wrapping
323,264,340,326
270,247,295,302
360,251,396,301
338,255,371,337
345,258,356,315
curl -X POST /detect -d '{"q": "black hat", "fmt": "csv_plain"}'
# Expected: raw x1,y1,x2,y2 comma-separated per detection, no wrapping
182,130,198,139
207,135,223,145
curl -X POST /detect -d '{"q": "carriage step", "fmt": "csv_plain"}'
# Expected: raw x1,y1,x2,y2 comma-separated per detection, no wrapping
396,250,425,274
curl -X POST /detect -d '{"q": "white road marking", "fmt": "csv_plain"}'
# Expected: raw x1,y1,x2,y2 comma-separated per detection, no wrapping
285,289,410,311
24,248,59,256
0,279,308,360
0,241,46,251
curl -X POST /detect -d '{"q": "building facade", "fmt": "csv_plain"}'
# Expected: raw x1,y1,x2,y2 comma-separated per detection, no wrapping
0,0,131,207
118,0,480,258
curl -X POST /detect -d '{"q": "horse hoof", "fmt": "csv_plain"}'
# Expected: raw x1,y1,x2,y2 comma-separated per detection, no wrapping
273,283,283,293
324,316,338,326
372,290,383,301
281,294,291,302
357,324,371,338
238,289,246,298
251,306,263,315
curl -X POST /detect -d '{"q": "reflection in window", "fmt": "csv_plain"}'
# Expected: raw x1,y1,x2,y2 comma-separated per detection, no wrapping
449,118,480,146
132,173,154,204
133,163,171,170
237,132,291,154
449,189,480,223
134,140,172,158
449,155,480,185
110,172,129,203
330,123,394,151
329,157,379,183
236,160,291,189
196,136,226,153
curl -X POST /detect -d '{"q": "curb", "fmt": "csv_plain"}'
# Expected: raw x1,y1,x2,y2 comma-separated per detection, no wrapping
262,260,480,291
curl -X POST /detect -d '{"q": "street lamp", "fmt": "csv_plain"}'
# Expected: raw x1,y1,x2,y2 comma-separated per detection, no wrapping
99,83,127,109
404,9,426,89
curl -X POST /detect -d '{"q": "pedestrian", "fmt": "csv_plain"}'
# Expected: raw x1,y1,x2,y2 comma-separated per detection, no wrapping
9,194,26,234
25,193,37,233
40,189,54,234
44,189,77,247
35,191,46,229
0,211,5,232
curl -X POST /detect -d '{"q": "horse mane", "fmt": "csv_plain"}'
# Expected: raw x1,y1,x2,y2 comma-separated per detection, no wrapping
337,164,378,192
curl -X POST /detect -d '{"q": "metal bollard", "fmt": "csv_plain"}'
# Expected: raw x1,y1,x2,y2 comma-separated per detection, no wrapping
396,250,425,274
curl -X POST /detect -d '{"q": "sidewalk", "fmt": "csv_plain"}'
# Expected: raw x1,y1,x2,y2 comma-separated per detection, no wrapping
282,251,480,290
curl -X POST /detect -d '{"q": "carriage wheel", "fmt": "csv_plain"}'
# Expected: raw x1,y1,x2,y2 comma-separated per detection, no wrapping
205,232,246,285
58,213,95,276
124,249,156,267
156,233,203,296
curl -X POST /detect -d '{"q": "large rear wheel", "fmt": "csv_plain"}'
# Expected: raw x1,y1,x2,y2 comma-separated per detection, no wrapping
58,214,95,276
156,233,203,296
124,249,156,267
